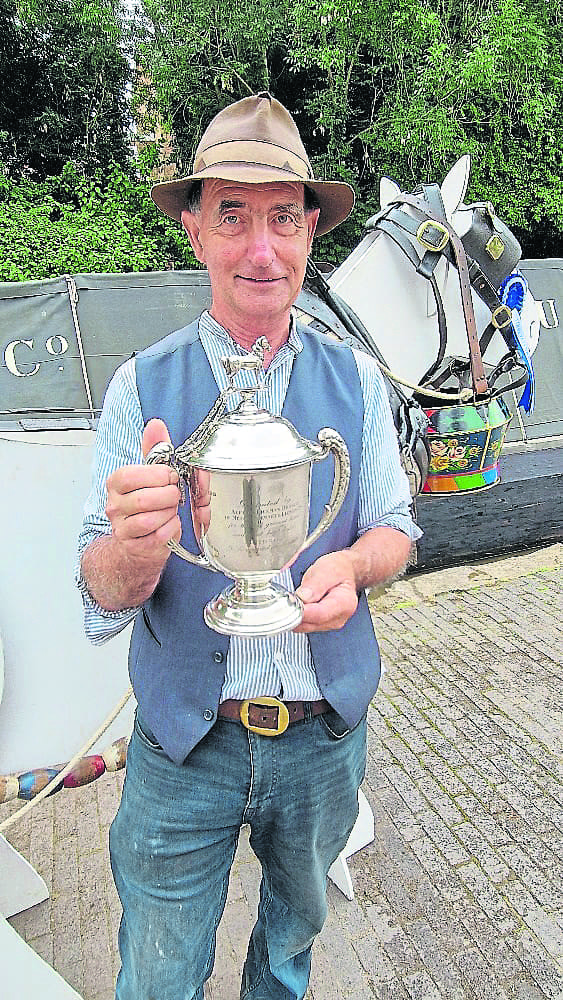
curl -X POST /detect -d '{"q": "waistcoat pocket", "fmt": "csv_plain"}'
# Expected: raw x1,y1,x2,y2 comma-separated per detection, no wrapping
142,607,161,646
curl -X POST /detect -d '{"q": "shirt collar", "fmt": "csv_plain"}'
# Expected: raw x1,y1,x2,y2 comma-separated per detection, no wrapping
199,310,303,357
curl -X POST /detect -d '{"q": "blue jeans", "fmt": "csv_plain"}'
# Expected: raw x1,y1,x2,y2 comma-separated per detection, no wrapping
109,706,367,1000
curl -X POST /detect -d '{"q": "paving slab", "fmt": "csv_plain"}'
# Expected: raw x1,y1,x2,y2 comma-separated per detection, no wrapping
1,543,562,999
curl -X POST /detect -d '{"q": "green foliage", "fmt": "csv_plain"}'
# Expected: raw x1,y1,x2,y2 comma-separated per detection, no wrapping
1,0,132,179
135,0,563,259
134,0,290,171
0,163,199,281
3,0,563,281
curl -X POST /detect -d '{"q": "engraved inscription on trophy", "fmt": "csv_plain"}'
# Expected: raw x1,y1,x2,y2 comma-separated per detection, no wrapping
238,475,306,559
192,466,310,576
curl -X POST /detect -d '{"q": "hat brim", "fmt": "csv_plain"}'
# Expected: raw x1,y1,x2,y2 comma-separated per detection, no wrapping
150,164,355,237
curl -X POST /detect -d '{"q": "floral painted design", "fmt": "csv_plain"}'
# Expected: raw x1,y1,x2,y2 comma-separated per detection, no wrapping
429,436,482,473
423,401,511,482
484,434,506,466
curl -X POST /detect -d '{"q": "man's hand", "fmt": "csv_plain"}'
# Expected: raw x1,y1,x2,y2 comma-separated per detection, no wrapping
106,418,182,555
294,551,358,633
294,526,412,633
81,419,182,611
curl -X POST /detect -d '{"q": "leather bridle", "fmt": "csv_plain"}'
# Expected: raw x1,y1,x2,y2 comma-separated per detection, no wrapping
362,183,527,400
304,183,529,495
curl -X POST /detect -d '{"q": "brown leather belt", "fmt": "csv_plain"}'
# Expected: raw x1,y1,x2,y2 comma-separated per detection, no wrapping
218,696,330,736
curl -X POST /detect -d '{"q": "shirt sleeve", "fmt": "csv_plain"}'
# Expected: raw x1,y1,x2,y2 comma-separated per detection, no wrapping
75,358,144,644
354,349,423,541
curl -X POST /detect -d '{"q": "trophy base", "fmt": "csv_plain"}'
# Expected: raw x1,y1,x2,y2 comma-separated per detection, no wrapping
204,581,304,637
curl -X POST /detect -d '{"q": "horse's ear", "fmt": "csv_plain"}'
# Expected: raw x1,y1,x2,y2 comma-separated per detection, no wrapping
440,155,471,218
380,176,401,209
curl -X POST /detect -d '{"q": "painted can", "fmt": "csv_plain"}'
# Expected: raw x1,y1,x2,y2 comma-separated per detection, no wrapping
422,397,512,494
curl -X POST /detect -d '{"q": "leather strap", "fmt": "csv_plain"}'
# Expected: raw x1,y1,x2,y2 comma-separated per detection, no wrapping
218,698,330,729
375,216,449,385
394,192,489,395
468,261,513,355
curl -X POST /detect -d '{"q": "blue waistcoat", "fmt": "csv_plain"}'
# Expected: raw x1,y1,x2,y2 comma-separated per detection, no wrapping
130,318,381,764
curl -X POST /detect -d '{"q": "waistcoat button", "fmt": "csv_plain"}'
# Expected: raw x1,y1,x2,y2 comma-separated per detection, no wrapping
213,651,224,663
203,709,215,722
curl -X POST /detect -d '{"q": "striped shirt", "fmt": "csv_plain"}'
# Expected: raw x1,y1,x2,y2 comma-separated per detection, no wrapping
76,310,421,701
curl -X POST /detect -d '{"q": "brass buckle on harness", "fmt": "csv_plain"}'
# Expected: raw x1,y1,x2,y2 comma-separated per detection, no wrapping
416,219,449,253
240,696,290,736
492,304,512,329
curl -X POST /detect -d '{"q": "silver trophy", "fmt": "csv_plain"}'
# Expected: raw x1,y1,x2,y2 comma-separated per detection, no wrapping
146,338,350,637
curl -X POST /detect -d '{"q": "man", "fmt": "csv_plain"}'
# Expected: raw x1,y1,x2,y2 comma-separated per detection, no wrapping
77,92,420,1000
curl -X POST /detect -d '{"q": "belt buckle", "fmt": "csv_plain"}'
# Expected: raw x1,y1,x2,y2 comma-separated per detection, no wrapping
416,219,449,253
240,696,290,736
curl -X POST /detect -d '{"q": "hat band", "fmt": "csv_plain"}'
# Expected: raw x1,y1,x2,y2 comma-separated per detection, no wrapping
195,139,313,180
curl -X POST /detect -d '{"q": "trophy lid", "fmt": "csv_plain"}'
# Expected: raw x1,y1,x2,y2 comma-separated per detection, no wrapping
188,400,322,471
177,340,324,472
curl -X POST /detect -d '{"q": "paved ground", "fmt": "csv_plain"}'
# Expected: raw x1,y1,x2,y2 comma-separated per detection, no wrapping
2,543,562,1000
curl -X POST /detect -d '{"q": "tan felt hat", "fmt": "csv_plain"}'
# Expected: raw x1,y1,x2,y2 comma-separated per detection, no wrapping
150,92,355,236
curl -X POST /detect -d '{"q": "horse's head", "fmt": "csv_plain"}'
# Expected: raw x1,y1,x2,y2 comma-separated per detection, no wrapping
329,155,540,401
304,155,542,495
380,154,473,239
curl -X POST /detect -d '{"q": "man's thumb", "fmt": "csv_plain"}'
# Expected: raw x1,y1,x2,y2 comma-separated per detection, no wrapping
142,418,172,459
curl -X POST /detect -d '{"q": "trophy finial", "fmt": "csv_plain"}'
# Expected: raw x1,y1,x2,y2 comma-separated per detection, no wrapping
222,337,271,384
252,336,271,362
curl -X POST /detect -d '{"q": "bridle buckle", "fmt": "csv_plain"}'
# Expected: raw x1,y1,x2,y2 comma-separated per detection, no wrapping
416,219,449,253
492,304,513,329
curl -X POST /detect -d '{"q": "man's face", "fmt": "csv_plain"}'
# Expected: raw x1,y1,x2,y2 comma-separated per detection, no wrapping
181,180,319,338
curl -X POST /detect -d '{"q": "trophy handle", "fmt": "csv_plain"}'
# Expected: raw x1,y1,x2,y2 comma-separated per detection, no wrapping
298,428,350,556
145,442,213,569
167,537,212,568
